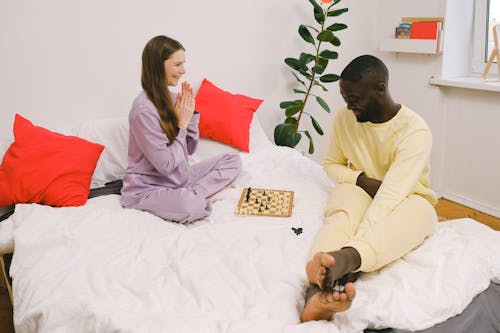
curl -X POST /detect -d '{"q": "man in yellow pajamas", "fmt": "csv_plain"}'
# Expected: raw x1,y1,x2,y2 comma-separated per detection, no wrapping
300,55,438,322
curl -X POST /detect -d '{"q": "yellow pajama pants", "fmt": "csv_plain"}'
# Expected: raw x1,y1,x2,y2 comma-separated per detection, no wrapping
310,183,437,272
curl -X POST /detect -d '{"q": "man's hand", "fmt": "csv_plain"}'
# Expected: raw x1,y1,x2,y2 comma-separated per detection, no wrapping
356,172,382,198
175,81,195,129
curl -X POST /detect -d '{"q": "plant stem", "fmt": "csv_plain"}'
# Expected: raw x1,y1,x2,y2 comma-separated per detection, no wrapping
294,7,327,133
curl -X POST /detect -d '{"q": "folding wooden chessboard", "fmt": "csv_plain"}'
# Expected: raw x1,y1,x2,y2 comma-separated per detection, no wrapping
235,187,294,217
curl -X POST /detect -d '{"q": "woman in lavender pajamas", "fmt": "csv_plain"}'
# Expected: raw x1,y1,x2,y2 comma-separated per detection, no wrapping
121,35,242,224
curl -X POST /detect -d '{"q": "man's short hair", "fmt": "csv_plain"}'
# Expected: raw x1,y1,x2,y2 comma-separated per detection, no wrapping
340,55,389,86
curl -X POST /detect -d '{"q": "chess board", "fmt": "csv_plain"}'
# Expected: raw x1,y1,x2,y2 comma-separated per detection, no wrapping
235,187,294,217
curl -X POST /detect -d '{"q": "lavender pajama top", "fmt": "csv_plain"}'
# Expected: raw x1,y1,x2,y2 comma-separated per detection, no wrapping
121,91,241,223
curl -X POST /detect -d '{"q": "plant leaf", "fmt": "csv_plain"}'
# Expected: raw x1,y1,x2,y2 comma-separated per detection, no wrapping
315,96,330,113
298,52,315,65
317,57,329,69
285,106,302,117
284,117,298,125
280,100,300,109
327,8,348,17
317,30,334,42
293,89,307,94
326,23,348,32
319,49,339,59
310,115,324,135
308,0,322,11
330,36,341,46
292,72,306,87
298,25,315,45
320,74,341,82
274,123,302,148
314,6,325,25
308,0,325,25
304,25,320,33
304,130,315,154
312,64,325,74
284,57,301,71
313,80,328,91
299,70,313,80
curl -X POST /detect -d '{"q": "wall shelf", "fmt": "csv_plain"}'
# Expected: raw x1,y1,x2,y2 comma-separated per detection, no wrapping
380,38,441,55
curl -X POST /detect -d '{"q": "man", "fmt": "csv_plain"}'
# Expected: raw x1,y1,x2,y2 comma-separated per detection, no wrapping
300,55,438,322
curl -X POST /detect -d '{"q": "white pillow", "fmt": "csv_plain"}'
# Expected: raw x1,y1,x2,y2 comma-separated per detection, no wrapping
73,115,272,188
190,115,272,163
71,117,129,188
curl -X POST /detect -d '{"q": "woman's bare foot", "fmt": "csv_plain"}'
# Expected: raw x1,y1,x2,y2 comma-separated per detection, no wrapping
206,183,236,200
300,283,356,322
306,252,335,287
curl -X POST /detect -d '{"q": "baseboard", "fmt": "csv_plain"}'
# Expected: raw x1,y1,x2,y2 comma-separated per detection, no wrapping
442,192,500,218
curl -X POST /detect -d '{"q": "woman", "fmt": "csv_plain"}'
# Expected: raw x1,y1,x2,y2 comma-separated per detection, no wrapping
121,35,241,224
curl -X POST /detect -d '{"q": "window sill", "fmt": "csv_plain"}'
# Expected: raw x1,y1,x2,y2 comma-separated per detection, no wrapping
429,76,500,92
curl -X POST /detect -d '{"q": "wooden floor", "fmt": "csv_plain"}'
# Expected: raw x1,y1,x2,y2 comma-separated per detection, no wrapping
0,198,498,332
0,275,13,333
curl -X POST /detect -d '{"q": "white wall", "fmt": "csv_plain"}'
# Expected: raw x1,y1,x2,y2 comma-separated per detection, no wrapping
373,0,500,217
0,0,372,154
1,0,499,217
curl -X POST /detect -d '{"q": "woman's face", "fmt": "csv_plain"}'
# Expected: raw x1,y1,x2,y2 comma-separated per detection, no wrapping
164,49,186,86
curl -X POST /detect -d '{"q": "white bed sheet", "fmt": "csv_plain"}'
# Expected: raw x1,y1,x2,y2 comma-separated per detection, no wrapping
2,145,500,333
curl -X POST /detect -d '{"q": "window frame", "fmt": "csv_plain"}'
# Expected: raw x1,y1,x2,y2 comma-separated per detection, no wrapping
471,0,497,75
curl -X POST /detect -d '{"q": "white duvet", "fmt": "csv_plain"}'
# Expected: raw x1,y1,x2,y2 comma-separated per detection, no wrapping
2,146,500,333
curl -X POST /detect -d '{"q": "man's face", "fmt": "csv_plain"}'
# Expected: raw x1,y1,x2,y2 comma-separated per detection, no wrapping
339,79,381,123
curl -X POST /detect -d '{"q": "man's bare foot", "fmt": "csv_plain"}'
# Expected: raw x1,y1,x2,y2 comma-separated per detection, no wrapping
306,252,335,287
300,283,356,322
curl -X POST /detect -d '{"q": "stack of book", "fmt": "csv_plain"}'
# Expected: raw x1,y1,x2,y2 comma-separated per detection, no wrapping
395,23,412,39
395,17,444,53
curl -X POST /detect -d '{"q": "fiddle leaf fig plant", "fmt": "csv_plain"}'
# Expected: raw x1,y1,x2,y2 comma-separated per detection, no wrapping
274,0,348,154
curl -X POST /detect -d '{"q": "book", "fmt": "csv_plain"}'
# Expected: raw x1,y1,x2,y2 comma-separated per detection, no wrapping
395,27,411,39
401,17,444,23
410,21,441,39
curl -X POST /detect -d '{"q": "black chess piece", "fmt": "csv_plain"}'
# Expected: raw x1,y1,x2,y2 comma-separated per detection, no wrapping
246,187,252,201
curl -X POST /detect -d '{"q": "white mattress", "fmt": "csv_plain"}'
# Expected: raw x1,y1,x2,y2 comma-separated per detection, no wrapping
2,145,500,333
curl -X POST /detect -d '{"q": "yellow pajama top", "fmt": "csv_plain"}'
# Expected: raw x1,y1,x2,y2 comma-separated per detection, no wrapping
323,105,437,226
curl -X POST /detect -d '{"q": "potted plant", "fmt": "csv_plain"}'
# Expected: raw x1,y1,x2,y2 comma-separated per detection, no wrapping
274,0,348,154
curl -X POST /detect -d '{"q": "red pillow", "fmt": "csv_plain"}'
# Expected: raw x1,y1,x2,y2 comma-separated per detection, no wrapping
0,114,104,207
195,78,263,152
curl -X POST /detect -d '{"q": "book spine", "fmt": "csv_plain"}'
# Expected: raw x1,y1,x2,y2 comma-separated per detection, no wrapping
410,21,440,40
401,17,444,23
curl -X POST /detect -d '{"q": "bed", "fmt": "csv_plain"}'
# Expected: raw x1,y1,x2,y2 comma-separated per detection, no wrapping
0,114,499,333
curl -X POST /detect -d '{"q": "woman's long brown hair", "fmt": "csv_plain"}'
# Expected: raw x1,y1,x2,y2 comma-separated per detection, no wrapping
141,35,185,143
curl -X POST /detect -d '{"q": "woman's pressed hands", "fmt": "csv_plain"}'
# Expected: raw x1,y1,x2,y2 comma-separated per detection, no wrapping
176,81,195,129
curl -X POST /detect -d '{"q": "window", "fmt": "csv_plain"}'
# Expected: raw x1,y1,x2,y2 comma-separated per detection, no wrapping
472,0,500,75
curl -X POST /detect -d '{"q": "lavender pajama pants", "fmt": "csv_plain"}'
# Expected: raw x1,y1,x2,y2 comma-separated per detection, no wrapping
135,153,241,224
